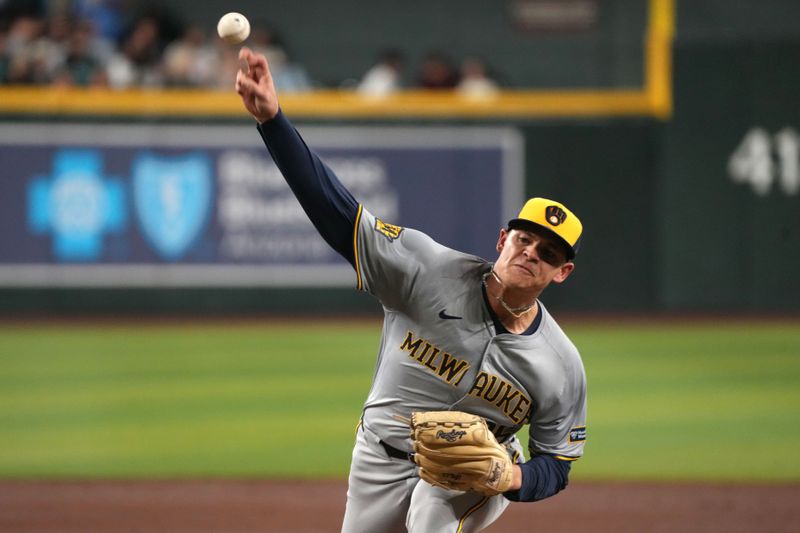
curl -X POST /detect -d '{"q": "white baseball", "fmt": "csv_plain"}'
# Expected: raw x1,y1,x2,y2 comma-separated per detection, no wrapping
217,12,250,44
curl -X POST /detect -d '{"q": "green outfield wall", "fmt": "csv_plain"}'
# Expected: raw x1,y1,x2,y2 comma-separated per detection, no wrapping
658,40,800,311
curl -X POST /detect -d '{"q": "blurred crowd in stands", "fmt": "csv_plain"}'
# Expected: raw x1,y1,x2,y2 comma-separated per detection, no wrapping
357,49,499,98
0,0,499,95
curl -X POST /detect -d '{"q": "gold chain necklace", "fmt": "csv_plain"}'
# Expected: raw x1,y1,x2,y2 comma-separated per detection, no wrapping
481,270,536,318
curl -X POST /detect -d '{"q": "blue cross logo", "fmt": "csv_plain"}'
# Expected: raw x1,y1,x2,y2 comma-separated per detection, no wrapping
27,150,127,261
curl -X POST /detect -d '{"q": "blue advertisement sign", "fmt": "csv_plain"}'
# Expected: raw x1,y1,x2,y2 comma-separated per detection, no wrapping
0,123,522,286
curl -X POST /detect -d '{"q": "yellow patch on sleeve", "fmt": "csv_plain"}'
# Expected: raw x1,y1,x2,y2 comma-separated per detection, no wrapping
374,218,403,241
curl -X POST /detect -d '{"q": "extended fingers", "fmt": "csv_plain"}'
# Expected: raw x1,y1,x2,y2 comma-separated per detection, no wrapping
238,46,253,66
235,69,246,91
235,69,257,95
239,46,269,77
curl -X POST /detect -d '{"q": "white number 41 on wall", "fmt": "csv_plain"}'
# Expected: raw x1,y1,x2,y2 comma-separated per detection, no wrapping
728,127,799,196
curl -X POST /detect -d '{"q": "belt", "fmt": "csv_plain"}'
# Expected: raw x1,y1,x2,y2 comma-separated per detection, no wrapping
380,440,415,463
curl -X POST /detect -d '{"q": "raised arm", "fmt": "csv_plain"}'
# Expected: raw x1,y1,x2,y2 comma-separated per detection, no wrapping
235,47,359,266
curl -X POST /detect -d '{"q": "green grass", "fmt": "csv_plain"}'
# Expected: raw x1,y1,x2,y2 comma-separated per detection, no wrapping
1,319,799,481
570,323,800,481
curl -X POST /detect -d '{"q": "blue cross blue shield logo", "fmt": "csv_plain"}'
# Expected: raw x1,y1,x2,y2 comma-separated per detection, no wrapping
27,149,126,261
132,152,212,261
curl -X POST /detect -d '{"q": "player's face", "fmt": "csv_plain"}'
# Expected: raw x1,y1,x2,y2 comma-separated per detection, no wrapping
493,228,574,293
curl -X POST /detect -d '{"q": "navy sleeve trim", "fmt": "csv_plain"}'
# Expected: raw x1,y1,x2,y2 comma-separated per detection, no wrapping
504,454,571,503
257,110,359,267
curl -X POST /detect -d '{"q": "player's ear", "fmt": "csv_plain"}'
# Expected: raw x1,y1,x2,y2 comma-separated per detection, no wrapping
551,262,575,284
496,228,510,252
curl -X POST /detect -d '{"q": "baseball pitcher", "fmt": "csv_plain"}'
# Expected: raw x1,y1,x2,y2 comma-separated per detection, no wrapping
236,47,587,533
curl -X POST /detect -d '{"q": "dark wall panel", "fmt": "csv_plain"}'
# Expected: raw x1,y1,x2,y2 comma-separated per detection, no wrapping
658,41,800,310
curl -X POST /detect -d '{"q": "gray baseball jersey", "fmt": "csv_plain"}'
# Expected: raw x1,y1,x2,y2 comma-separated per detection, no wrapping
254,109,584,532
354,206,587,460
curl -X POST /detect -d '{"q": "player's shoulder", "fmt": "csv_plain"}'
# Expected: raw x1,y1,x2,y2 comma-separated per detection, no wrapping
527,306,586,409
359,207,482,269
537,304,584,369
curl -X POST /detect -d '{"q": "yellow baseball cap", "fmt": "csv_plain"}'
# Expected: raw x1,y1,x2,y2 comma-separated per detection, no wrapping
508,197,583,259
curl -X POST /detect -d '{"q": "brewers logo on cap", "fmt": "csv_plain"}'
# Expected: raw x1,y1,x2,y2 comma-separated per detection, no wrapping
545,205,567,226
507,197,583,259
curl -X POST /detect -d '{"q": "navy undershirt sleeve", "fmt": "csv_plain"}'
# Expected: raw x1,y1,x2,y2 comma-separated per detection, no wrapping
256,109,359,267
504,455,572,502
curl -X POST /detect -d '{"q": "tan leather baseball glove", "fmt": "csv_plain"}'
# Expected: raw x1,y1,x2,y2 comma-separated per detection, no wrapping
410,411,514,496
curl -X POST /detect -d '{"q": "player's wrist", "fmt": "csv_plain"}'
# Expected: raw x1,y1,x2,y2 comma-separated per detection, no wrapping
509,464,523,491
256,105,280,124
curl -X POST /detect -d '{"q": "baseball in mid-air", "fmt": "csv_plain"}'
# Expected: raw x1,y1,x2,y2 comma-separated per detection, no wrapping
217,12,250,44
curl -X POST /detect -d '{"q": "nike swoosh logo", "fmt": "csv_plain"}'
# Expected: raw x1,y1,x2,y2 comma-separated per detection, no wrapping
438,309,462,320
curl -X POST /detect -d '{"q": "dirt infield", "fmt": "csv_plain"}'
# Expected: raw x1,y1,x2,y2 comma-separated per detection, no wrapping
1,480,798,532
